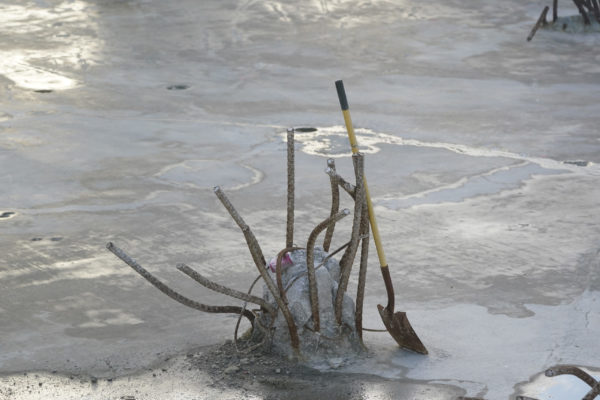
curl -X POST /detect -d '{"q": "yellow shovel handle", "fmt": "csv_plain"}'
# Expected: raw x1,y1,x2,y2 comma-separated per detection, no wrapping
336,81,388,269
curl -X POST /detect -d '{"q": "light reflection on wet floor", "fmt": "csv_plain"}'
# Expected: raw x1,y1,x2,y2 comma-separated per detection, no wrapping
517,367,600,400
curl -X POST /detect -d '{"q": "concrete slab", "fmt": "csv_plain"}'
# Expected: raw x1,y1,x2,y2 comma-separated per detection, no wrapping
1,0,599,399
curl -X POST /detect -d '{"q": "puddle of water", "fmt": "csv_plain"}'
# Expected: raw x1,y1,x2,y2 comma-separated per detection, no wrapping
340,291,600,399
516,367,600,400
0,1,102,91
379,162,566,209
154,159,263,191
288,125,600,176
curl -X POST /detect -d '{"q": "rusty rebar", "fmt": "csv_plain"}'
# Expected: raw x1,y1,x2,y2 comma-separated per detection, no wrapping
545,365,598,388
176,263,277,315
584,382,600,400
213,186,300,353
323,158,339,252
286,128,295,248
106,242,255,324
591,0,600,22
527,6,549,41
335,153,364,324
306,209,351,332
573,0,591,24
354,197,369,341
234,275,263,353
325,167,356,199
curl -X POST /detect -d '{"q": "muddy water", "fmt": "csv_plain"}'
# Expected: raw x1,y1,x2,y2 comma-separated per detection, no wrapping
1,0,600,399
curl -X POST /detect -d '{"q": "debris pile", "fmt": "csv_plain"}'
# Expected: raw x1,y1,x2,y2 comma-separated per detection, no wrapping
107,128,370,360
106,81,428,361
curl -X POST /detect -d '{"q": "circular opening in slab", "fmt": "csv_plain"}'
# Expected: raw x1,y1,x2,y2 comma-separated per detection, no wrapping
563,160,589,167
294,127,317,133
0,211,16,219
167,84,189,91
34,89,53,93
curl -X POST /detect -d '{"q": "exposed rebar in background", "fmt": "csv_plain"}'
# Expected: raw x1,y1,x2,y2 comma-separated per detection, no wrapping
354,197,369,341
214,186,301,353
306,209,351,332
591,0,600,22
335,153,364,324
583,383,600,400
106,242,255,323
286,128,295,248
553,0,558,21
545,365,598,387
323,158,339,252
176,263,277,315
545,364,600,400
527,6,549,41
573,0,591,24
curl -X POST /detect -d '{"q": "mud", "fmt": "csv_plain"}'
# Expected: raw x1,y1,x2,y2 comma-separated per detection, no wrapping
0,341,467,400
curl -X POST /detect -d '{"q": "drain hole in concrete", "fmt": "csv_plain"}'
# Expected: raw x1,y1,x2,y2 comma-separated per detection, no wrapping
167,84,189,91
34,89,53,93
563,160,589,167
0,211,15,219
294,127,317,133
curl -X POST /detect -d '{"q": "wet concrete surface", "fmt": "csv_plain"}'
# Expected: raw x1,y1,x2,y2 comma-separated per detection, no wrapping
1,0,600,399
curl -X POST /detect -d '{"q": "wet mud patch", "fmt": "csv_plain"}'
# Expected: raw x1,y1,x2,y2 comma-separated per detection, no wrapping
191,341,466,399
0,341,466,400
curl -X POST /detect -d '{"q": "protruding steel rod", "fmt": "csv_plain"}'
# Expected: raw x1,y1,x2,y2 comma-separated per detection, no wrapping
545,364,600,400
286,128,295,248
553,0,558,21
583,382,600,400
355,197,369,341
325,167,356,199
527,6,549,41
106,242,255,324
176,263,277,315
573,0,591,24
323,158,339,252
306,209,351,332
545,365,598,388
591,0,600,22
335,153,364,324
213,186,300,353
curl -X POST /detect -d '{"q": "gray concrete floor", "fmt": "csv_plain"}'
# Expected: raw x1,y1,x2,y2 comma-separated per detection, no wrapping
1,0,599,399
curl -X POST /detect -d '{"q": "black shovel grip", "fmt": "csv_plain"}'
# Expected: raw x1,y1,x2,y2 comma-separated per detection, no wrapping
335,80,349,111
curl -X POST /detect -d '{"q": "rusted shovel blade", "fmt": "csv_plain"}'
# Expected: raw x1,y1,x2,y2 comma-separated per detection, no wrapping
378,304,428,354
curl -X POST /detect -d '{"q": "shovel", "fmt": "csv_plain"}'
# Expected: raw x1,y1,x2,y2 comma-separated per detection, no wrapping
335,80,428,355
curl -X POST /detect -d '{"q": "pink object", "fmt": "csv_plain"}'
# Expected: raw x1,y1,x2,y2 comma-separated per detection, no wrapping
268,252,293,272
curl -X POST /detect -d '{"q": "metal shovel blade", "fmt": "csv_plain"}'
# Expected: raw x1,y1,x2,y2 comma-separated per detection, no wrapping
377,304,428,354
